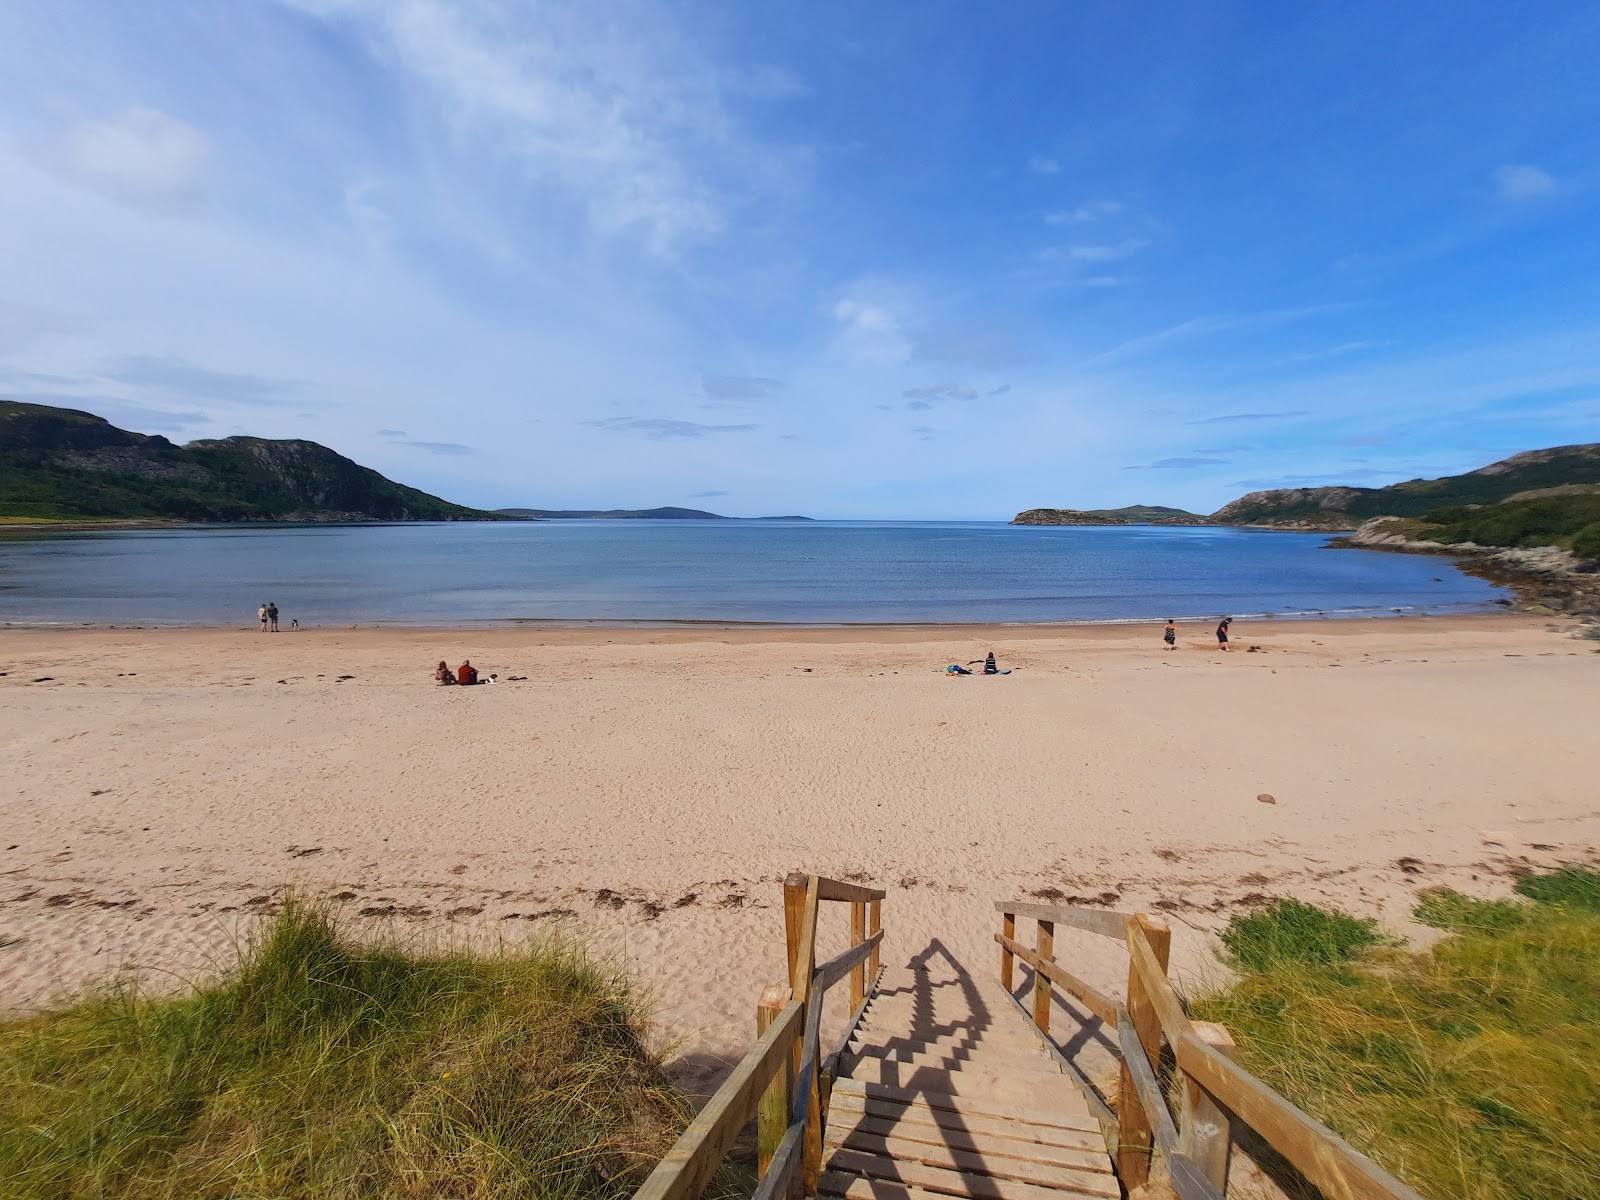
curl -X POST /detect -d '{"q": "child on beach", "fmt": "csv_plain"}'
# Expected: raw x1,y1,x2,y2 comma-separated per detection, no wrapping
1164,620,1176,650
258,603,268,632
435,661,456,685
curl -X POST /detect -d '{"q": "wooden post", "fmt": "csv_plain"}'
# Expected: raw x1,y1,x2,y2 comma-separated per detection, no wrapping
756,983,793,1178
1180,1021,1237,1194
783,872,809,990
1117,915,1172,1190
849,900,867,1011
1031,919,1054,1033
1001,910,1016,991
868,898,881,980
790,876,823,1200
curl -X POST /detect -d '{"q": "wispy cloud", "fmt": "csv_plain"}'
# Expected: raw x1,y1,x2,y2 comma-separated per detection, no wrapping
401,440,475,455
44,106,212,211
1039,239,1148,264
290,0,802,255
375,427,408,438
102,355,302,404
1045,201,1122,224
1496,164,1556,199
1125,456,1229,470
902,383,977,402
701,372,783,400
690,489,729,498
587,416,759,439
1027,155,1060,175
1187,410,1309,425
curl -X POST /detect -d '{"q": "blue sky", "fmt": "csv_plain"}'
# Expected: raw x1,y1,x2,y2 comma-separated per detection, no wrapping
1,1,1596,518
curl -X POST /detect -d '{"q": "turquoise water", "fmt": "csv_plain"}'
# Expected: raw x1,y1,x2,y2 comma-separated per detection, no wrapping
0,520,1503,626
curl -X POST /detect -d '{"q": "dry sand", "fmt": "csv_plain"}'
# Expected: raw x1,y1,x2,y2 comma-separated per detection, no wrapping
2,614,1598,1092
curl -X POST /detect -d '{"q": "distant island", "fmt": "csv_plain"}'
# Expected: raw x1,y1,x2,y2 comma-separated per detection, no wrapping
0,399,498,522
494,507,812,521
1013,442,1600,615
1012,505,1209,526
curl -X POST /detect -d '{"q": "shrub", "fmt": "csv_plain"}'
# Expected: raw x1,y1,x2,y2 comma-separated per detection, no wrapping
1218,898,1385,973
1413,887,1528,934
1515,865,1600,913
1572,521,1600,563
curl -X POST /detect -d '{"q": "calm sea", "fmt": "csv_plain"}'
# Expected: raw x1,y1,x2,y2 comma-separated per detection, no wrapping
0,520,1504,627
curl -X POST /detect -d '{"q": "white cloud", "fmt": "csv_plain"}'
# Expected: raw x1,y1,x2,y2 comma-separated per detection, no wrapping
1027,155,1060,175
50,106,211,209
289,0,798,256
1045,201,1121,224
1495,164,1555,199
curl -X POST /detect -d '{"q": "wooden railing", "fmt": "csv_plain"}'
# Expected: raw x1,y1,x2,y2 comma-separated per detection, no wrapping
996,900,1427,1200
633,873,884,1200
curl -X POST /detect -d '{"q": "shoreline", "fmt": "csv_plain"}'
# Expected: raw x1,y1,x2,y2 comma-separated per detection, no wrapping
0,605,1515,637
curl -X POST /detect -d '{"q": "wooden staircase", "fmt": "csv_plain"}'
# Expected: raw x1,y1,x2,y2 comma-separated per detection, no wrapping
818,959,1118,1200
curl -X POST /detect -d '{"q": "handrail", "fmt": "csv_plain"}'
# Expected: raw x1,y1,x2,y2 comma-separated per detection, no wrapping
633,873,885,1200
997,898,1427,1200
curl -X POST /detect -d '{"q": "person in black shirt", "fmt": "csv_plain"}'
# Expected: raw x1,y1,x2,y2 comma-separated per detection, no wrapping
1216,616,1232,650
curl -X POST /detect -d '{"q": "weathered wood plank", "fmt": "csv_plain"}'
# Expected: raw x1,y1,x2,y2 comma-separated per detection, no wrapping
824,1090,1106,1148
992,900,1133,940
826,1118,1114,1173
823,1150,1120,1199
826,1130,1118,1191
1116,1011,1179,1155
1031,919,1055,1034
816,876,889,904
632,1000,803,1200
830,1078,1100,1132
1001,910,1016,991
756,983,793,1177
994,934,1118,1026
850,901,868,1011
817,930,884,992
1116,915,1170,1189
1180,1021,1236,1195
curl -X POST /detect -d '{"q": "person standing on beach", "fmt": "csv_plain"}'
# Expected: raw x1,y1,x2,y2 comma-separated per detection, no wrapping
1216,616,1233,650
258,603,268,633
1164,619,1177,650
267,602,279,632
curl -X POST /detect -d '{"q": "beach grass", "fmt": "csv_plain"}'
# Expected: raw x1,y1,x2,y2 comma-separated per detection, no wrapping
1191,869,1600,1200
0,899,703,1200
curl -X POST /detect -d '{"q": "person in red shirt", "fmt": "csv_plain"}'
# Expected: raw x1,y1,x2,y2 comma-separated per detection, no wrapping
457,660,479,685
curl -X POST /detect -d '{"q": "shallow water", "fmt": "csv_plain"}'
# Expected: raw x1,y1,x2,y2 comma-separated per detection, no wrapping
0,520,1504,626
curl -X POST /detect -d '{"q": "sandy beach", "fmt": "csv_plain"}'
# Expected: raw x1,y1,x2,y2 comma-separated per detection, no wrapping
3,614,1597,1091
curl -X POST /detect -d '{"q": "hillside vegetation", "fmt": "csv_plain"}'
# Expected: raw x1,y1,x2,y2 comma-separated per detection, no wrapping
0,400,495,522
0,902,695,1200
1192,869,1600,1200
1209,443,1600,535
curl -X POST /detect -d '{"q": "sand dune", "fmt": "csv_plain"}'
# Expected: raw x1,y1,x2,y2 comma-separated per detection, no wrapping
2,614,1597,1090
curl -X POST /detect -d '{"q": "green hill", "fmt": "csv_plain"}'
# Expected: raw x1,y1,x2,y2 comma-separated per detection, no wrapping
1011,504,1209,526
0,400,497,522
1210,444,1600,529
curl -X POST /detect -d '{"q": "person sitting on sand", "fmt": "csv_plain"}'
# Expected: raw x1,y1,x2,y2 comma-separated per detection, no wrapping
1164,619,1177,650
946,663,973,675
457,660,479,685
435,660,456,685
967,651,1012,676
1216,616,1233,651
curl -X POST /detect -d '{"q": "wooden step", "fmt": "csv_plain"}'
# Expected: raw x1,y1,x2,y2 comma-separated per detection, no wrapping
826,1090,1104,1150
829,1079,1098,1134
824,1114,1112,1174
821,1148,1119,1200
822,1131,1115,1191
846,1051,1055,1076
845,1060,1079,1100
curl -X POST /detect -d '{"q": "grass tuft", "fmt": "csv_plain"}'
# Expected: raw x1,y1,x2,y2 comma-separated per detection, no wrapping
1194,869,1600,1200
1219,897,1386,973
0,898,693,1200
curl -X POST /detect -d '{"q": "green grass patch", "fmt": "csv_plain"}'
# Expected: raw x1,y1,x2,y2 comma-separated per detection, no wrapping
0,900,695,1199
1219,897,1386,973
1193,871,1600,1199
